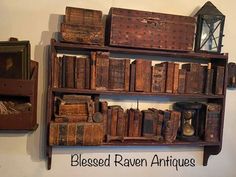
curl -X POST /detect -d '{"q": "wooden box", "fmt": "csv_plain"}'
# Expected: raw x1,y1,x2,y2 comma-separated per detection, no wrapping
0,61,38,130
106,7,196,51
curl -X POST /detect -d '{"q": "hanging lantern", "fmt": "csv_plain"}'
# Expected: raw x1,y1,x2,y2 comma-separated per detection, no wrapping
194,1,225,53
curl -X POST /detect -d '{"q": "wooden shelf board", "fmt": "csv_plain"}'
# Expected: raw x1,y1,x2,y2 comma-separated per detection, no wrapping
53,41,228,60
51,88,224,99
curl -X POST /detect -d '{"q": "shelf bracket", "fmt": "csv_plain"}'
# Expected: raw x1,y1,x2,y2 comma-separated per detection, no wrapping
47,146,52,170
203,145,221,166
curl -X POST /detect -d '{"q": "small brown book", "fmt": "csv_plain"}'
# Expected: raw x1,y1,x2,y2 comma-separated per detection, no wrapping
75,57,86,89
151,64,166,93
172,63,179,93
213,66,225,95
134,59,144,92
142,110,155,137
116,107,125,136
143,60,152,92
178,69,186,94
62,55,76,88
129,63,136,92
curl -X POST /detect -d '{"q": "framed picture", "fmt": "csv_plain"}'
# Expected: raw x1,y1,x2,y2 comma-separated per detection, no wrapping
0,40,30,79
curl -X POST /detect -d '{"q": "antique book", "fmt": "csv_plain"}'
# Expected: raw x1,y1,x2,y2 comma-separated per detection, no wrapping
116,107,125,136
109,58,130,91
182,63,201,94
75,57,86,89
90,52,96,89
107,108,112,135
128,108,135,137
65,7,103,25
124,111,129,136
148,108,164,138
61,23,104,45
205,103,221,142
110,106,120,136
58,57,63,88
213,66,225,95
199,66,207,93
142,110,155,137
52,56,60,88
133,109,142,137
159,62,174,93
62,55,76,88
95,52,110,90
124,59,131,91
143,60,152,92
129,62,136,92
54,115,88,123
101,101,108,138
178,69,186,94
85,57,91,89
59,104,88,116
172,63,180,93
134,59,144,92
205,68,214,95
62,95,91,103
49,122,103,146
151,64,166,93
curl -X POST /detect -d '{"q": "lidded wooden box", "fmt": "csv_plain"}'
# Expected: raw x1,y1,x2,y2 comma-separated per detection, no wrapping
106,7,196,51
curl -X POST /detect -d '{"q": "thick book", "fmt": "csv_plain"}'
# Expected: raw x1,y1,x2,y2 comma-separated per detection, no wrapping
151,64,166,93
62,55,76,88
172,63,179,93
148,108,164,138
110,106,121,136
95,52,109,90
178,69,186,94
205,103,221,142
213,66,225,95
75,57,86,89
142,110,155,137
158,62,174,93
116,107,125,136
143,60,152,92
109,58,130,91
129,63,136,92
49,122,103,146
134,59,144,92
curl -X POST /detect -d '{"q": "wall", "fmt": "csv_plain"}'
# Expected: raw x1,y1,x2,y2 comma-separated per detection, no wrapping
0,0,236,177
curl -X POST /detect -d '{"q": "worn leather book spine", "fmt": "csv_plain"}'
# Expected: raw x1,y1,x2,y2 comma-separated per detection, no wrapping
54,115,88,123
85,57,90,89
129,63,136,92
107,108,112,135
124,111,129,136
124,59,130,92
133,109,142,137
205,104,221,142
135,59,144,92
157,111,164,137
162,62,174,93
90,52,96,89
213,66,225,95
205,68,214,95
52,56,60,88
76,123,84,145
178,69,186,94
63,55,76,88
67,123,76,145
95,52,109,90
49,122,59,146
110,107,118,136
58,123,68,145
58,57,63,88
142,110,155,137
128,109,135,136
109,58,125,90
170,111,181,142
75,57,86,89
172,63,179,93
65,6,103,25
101,101,108,139
83,123,103,145
199,66,207,93
143,60,152,92
116,108,125,136
151,64,166,92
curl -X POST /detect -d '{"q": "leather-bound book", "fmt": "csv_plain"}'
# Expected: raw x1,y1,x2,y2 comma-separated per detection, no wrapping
90,52,96,89
134,59,144,92
52,56,60,88
109,58,129,91
148,108,164,138
54,115,88,123
158,62,174,93
142,110,155,137
213,66,225,95
85,57,91,89
107,108,112,135
129,62,136,92
124,111,129,136
58,123,68,145
95,52,109,90
205,103,221,142
134,109,142,137
75,57,86,89
172,63,179,93
67,123,77,145
199,66,207,93
62,55,76,88
101,101,108,139
178,69,186,94
116,107,125,136
205,64,214,95
128,108,135,136
124,59,131,91
49,122,59,146
110,106,120,136
143,60,152,92
151,64,166,93
58,57,63,88
182,63,201,94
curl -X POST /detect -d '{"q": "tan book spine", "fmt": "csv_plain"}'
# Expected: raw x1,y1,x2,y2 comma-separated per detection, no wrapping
90,52,96,90
172,63,179,93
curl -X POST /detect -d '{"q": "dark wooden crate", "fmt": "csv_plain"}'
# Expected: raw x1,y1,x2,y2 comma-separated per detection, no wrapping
106,7,196,51
0,61,38,130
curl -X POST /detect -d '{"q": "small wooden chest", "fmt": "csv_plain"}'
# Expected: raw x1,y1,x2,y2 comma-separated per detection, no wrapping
106,7,196,51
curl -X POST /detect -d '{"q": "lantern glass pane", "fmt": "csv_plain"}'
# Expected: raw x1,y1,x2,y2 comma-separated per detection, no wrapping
200,19,221,52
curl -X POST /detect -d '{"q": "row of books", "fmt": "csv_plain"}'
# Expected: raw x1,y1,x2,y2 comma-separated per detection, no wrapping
52,52,225,95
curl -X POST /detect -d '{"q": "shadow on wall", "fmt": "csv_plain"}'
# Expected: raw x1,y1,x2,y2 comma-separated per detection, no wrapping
26,14,64,164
